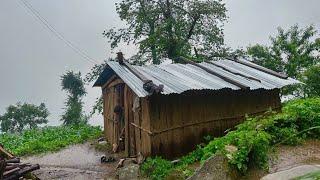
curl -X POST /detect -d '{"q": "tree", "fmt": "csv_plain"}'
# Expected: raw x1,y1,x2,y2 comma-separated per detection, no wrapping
247,25,320,79
104,0,227,64
0,103,49,133
61,71,87,125
301,65,320,97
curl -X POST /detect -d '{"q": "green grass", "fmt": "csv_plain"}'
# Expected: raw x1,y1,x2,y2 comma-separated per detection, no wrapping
141,97,320,179
294,170,320,180
0,124,102,156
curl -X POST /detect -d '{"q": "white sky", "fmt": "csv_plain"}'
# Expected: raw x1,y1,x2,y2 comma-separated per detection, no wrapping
0,0,319,126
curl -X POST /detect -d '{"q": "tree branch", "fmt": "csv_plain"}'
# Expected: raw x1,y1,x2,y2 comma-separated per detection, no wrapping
186,15,200,41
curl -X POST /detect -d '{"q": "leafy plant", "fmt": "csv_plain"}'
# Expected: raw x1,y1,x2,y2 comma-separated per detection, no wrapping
141,157,173,180
301,65,320,97
104,0,227,64
247,25,320,96
248,25,319,79
0,124,101,156
61,71,87,125
0,103,49,133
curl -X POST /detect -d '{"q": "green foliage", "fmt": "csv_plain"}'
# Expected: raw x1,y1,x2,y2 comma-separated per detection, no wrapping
141,157,173,180
0,103,49,133
61,71,86,98
301,65,320,97
61,71,87,125
247,25,320,96
0,124,101,156
90,96,104,116
141,98,320,179
104,0,227,64
248,25,319,78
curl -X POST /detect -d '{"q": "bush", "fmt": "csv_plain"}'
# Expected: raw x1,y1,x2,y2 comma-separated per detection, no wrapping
141,157,173,180
0,124,102,156
302,65,320,97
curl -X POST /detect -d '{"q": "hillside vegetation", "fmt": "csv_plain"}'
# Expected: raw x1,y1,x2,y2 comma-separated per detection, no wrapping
141,98,320,179
0,124,102,156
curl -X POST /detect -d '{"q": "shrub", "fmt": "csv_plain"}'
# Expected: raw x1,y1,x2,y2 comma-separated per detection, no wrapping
141,157,173,180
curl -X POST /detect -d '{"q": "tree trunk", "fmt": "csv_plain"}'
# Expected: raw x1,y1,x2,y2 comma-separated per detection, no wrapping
149,24,159,64
151,45,159,64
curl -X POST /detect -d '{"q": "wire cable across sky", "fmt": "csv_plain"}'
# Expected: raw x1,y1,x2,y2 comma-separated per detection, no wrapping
18,0,99,64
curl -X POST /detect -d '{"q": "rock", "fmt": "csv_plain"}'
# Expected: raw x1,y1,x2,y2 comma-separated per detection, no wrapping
261,165,320,180
117,163,140,180
187,154,239,180
98,140,108,145
101,156,116,163
98,137,106,142
136,152,145,165
225,145,238,154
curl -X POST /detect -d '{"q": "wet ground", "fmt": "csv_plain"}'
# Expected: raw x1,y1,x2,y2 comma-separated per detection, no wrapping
23,143,117,180
270,139,320,173
21,139,320,180
260,139,320,180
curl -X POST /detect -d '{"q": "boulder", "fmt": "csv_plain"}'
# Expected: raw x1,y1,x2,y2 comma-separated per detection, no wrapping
117,163,140,180
187,154,239,180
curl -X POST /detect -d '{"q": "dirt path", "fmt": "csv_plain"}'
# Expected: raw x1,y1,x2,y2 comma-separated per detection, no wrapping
22,143,117,180
269,139,320,173
257,139,320,180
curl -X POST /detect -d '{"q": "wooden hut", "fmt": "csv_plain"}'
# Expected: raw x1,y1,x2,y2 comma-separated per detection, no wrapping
93,56,299,159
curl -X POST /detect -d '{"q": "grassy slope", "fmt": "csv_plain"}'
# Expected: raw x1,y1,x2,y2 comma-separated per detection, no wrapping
0,124,102,156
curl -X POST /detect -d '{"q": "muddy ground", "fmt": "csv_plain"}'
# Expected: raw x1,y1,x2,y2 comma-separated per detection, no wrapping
245,139,320,179
23,143,118,180
269,139,320,173
22,139,320,180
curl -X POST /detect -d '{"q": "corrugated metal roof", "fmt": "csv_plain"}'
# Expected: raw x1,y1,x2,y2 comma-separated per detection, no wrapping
94,59,300,97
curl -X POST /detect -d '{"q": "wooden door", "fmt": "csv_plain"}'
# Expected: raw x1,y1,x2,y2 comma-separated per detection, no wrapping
103,83,125,151
114,84,125,151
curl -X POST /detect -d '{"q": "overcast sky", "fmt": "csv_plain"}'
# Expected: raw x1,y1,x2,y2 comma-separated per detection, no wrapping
1,0,319,126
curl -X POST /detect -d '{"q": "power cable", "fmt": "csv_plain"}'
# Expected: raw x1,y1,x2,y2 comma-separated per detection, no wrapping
18,0,99,64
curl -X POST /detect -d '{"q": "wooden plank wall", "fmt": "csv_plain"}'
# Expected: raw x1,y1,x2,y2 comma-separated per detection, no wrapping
103,86,115,145
102,78,125,148
148,89,281,159
123,86,152,157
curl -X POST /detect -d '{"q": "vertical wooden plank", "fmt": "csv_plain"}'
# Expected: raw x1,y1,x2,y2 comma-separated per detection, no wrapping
133,95,141,155
141,97,151,156
128,88,136,156
124,85,129,156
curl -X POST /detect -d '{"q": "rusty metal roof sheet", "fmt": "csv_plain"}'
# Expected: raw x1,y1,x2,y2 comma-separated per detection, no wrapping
94,59,300,97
